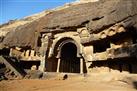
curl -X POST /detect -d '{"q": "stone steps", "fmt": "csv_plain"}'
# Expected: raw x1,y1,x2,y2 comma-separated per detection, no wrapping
0,56,26,78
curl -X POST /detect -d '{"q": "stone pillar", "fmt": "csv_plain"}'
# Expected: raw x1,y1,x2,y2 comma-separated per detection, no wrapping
39,56,46,72
83,46,93,61
86,62,92,73
9,48,13,56
56,58,61,73
31,50,35,57
25,50,30,57
80,58,83,74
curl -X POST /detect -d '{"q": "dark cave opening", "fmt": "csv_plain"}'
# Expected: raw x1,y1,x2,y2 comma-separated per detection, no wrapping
60,43,80,73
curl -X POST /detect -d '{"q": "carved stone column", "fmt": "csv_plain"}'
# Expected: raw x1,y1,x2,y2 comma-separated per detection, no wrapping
80,58,83,74
39,56,46,72
56,58,61,73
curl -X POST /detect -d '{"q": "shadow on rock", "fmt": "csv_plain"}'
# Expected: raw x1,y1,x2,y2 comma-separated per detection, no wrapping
133,81,137,89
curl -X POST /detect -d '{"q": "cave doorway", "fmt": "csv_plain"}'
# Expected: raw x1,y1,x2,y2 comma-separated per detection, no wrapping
46,38,87,74
59,42,80,73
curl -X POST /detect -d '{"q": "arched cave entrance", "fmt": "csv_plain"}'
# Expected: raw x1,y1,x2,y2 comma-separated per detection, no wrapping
46,38,87,74
59,42,80,73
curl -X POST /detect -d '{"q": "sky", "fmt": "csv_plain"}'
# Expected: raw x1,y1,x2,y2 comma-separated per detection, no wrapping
0,0,75,24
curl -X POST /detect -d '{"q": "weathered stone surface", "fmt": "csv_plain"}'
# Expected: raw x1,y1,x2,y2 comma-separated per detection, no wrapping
1,0,137,49
25,70,43,79
2,21,39,48
39,0,137,32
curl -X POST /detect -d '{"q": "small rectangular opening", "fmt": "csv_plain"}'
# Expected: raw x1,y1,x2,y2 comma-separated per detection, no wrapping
20,60,40,70
93,40,110,53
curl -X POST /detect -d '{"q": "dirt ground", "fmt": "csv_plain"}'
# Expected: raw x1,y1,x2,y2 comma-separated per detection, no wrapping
0,73,137,91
